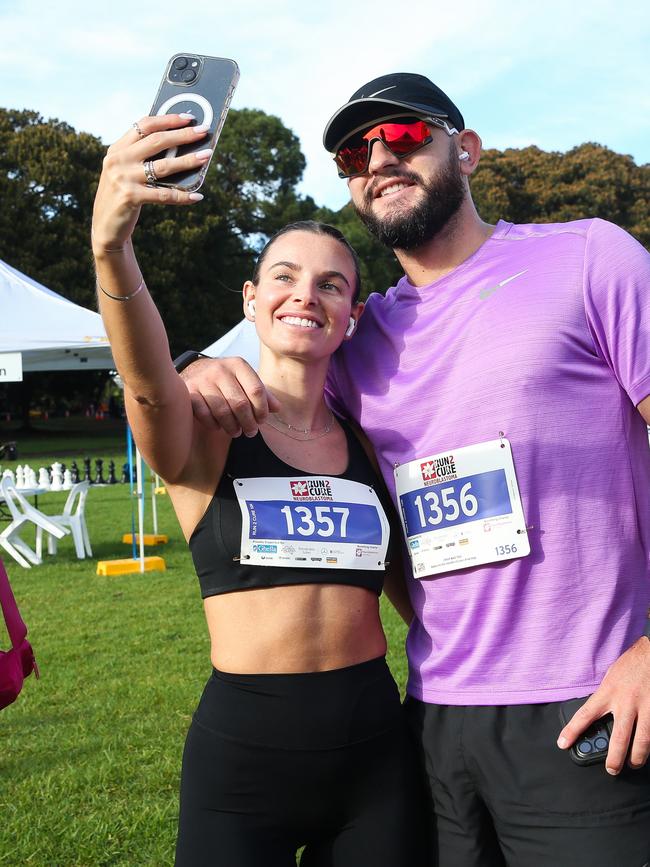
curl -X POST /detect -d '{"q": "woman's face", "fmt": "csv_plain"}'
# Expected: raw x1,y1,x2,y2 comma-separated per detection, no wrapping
243,230,363,363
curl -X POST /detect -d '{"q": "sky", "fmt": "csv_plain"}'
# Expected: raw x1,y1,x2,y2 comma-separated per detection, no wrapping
1,0,649,211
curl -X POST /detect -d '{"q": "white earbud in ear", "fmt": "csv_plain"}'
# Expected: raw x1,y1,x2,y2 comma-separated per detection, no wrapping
458,151,470,162
247,300,256,319
345,317,356,338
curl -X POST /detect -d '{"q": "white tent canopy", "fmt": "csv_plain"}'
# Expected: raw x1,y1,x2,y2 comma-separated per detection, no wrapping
202,318,259,369
0,258,113,372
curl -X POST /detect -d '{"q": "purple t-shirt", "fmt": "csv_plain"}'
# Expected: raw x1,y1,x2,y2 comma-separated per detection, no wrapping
327,219,650,704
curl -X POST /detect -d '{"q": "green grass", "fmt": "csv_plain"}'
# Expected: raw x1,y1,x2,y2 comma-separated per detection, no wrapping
0,450,409,865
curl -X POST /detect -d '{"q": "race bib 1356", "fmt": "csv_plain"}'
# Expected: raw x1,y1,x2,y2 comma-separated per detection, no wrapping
394,438,529,578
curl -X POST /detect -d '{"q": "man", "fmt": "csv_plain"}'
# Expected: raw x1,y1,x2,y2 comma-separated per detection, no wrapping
179,74,650,865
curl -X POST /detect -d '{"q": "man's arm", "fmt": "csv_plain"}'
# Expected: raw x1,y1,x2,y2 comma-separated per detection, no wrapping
557,394,650,775
178,356,281,437
557,629,650,774
557,222,650,774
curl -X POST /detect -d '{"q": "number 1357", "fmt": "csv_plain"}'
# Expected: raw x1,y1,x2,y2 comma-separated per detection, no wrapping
280,505,350,538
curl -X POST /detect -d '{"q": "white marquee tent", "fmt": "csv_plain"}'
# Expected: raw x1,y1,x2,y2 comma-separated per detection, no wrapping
0,255,259,380
202,317,259,369
0,258,113,373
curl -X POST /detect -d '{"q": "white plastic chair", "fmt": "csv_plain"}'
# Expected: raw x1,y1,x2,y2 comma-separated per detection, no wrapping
0,479,68,569
40,481,92,560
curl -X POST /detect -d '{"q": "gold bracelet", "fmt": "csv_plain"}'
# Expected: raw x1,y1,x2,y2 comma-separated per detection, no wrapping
97,276,145,302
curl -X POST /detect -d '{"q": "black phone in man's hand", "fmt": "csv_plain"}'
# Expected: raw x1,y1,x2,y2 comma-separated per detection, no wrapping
558,697,613,766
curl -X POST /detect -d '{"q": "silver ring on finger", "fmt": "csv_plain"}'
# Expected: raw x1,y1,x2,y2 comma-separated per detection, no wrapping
132,121,145,139
143,159,158,186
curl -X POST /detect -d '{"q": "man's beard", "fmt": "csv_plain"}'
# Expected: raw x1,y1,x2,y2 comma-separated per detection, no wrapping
353,148,465,251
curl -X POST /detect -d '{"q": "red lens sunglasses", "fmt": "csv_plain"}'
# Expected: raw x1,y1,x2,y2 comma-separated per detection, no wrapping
334,115,459,179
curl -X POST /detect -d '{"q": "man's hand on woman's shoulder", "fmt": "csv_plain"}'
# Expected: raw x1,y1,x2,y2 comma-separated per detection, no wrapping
180,356,281,437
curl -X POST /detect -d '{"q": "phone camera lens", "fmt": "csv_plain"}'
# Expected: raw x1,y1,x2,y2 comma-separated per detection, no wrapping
181,69,197,83
173,57,189,70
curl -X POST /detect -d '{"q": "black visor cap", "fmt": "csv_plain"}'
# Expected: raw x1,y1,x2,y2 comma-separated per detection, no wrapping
323,73,465,153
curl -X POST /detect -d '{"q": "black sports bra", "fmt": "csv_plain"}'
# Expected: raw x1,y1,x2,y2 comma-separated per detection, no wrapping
189,420,394,598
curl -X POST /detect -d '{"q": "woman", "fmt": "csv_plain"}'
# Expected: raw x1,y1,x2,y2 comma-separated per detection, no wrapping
92,113,425,867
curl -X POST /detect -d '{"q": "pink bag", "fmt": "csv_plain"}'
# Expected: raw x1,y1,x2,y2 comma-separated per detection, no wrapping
0,557,39,710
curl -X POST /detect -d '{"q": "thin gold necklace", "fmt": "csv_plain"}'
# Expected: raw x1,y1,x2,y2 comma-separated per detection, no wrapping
265,410,335,441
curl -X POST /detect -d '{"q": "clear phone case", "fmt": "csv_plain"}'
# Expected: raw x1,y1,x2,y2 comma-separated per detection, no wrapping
149,53,239,192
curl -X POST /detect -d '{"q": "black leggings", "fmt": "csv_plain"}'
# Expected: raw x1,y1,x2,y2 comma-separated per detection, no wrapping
175,657,427,866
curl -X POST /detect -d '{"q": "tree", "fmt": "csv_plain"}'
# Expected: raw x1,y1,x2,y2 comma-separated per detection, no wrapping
471,143,649,248
0,108,104,309
0,107,316,355
0,107,317,421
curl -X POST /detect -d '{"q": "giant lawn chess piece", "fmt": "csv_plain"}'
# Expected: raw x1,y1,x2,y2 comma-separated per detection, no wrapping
38,467,51,490
107,460,117,485
51,462,64,491
120,462,136,484
83,457,92,483
70,461,80,484
63,469,73,490
120,462,129,484
94,458,105,485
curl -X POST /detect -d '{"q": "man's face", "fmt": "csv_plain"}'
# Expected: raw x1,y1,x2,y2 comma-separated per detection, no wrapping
346,127,466,251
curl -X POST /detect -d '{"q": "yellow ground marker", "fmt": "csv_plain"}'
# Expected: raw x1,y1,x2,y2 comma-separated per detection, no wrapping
121,533,169,545
155,486,167,495
96,557,166,576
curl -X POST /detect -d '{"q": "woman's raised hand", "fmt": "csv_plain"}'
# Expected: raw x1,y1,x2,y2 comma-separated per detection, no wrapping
91,114,211,254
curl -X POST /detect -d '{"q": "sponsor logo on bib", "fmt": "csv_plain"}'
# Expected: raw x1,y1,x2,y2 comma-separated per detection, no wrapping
253,544,278,554
420,454,457,486
290,479,334,501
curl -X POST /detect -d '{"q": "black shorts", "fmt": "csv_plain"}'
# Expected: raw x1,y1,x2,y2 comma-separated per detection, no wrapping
175,657,427,866
405,698,650,867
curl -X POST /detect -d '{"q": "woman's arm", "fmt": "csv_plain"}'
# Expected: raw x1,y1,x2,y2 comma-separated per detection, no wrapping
94,243,196,483
92,114,225,484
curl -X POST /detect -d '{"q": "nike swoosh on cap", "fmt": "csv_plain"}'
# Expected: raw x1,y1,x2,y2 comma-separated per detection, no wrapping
367,86,398,97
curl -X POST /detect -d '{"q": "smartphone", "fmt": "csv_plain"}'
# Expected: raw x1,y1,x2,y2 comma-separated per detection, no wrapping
149,53,239,192
558,697,614,766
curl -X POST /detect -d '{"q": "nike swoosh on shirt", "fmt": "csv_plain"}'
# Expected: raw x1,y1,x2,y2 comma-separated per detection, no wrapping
479,269,528,300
